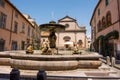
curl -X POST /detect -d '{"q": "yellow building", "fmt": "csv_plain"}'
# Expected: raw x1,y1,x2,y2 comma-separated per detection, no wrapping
0,0,40,51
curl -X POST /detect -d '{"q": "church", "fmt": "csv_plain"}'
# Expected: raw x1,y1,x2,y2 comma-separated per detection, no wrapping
41,16,88,49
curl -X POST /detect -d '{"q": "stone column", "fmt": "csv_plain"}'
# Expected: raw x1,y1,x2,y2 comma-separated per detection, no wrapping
111,57,115,67
106,56,110,65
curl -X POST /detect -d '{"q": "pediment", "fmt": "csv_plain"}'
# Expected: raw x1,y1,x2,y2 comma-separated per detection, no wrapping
58,16,76,22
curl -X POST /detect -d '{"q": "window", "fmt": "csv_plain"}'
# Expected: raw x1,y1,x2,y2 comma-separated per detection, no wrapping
102,17,106,29
0,0,5,7
77,40,83,48
77,40,83,45
21,41,25,50
15,12,18,18
27,26,30,36
32,30,34,37
14,22,18,33
97,21,102,32
94,17,96,24
63,36,71,41
65,24,69,28
105,0,109,6
94,26,96,38
106,11,112,27
0,39,5,51
91,29,94,40
0,12,7,28
12,41,17,50
26,39,30,47
21,22,25,33
98,9,100,16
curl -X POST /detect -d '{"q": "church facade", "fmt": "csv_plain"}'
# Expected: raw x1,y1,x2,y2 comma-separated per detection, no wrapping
41,16,88,49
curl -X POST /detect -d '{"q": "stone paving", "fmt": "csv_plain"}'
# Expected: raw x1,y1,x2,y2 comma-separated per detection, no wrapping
114,64,120,71
0,50,120,80
0,63,119,78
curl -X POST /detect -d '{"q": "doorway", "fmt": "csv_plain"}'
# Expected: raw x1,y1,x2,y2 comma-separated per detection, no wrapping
0,39,5,51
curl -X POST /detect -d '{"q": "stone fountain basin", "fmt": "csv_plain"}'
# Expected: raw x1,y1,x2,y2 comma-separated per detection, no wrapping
0,52,102,71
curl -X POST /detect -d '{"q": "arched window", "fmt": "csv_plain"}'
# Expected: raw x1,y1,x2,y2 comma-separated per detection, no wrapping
102,17,106,29
77,39,83,48
97,20,102,32
77,40,83,45
65,24,69,28
105,0,109,6
106,11,112,27
63,36,71,41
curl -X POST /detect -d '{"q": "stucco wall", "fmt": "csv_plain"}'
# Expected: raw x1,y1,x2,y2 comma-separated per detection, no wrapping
0,1,35,50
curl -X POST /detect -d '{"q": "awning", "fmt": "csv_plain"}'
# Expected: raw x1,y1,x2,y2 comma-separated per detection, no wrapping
64,41,73,45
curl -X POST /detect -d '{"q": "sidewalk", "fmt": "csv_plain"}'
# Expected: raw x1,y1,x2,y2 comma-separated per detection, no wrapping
101,57,120,70
114,64,120,70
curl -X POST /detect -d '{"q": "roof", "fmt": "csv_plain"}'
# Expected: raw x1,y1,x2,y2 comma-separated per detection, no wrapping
58,15,76,22
6,0,34,28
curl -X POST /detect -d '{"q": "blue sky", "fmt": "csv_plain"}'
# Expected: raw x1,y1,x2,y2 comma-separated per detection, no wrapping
10,0,98,38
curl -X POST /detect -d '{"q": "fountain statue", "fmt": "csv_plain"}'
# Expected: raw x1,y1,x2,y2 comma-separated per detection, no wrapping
48,30,57,48
72,44,82,54
26,44,34,54
40,39,49,55
40,21,65,55
26,38,34,54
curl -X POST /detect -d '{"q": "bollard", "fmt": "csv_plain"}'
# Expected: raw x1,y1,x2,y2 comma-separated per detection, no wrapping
37,69,47,80
10,68,20,80
106,56,110,65
111,57,115,67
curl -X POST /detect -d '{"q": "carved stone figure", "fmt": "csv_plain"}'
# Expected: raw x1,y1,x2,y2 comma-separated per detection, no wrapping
72,44,82,54
41,39,49,55
26,44,34,54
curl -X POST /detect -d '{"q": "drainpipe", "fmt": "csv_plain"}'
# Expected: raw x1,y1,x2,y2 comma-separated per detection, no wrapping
9,10,14,46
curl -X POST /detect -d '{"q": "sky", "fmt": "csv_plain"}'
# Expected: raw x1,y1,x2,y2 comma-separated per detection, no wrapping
10,0,99,38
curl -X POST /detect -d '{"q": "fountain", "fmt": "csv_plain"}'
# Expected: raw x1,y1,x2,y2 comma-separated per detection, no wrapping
0,21,109,80
40,21,65,55
0,21,102,71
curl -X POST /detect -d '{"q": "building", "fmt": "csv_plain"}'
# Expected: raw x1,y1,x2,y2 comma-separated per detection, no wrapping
23,14,41,50
90,0,120,59
0,0,40,51
41,16,87,49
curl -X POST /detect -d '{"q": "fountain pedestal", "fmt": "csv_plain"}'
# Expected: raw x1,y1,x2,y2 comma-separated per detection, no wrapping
50,48,58,55
0,51,102,71
40,21,65,55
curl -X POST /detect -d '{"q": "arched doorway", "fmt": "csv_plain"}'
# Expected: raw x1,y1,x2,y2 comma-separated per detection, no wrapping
77,39,83,48
105,30,119,57
63,36,71,49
